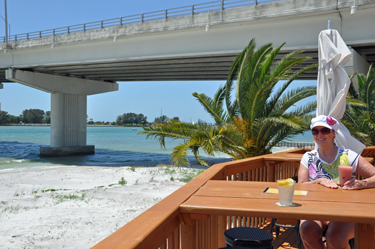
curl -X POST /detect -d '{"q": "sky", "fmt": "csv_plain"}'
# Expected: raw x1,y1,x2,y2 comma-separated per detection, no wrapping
0,0,316,123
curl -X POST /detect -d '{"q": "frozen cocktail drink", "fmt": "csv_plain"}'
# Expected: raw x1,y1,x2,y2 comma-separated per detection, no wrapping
277,178,295,206
338,165,353,186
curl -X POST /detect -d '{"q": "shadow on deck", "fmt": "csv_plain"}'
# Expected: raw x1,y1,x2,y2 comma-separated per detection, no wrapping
267,224,302,249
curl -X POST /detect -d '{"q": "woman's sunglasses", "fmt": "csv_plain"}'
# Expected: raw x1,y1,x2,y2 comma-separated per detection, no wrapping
311,127,332,135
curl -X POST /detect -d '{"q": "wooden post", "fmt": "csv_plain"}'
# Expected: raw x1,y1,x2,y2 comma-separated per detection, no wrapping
218,215,226,248
210,215,218,249
167,228,179,249
355,224,375,249
180,215,197,249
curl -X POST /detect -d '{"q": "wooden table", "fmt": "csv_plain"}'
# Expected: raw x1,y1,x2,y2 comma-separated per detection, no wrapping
180,180,375,249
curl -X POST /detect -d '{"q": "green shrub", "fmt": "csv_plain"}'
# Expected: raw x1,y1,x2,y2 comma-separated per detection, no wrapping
119,177,127,185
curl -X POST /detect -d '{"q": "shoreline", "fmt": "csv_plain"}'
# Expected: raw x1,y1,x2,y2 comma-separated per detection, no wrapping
0,164,203,248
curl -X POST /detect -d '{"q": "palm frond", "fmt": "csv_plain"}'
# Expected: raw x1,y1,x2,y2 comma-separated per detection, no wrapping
171,143,190,166
140,121,198,148
346,98,367,108
259,42,285,83
190,146,210,167
226,39,256,116
343,64,375,146
272,86,317,114
213,85,226,107
265,64,318,116
193,92,229,124
288,101,317,116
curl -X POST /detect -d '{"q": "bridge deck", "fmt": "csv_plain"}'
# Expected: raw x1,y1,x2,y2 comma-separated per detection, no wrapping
0,51,318,83
0,0,374,83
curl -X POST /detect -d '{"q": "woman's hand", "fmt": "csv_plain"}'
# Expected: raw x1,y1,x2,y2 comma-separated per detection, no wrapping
317,178,339,188
343,178,368,190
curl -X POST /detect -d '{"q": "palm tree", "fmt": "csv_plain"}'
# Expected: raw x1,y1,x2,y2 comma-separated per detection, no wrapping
342,65,375,145
140,39,317,166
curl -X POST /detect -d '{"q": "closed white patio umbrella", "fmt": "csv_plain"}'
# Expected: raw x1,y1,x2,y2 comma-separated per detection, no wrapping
316,28,365,154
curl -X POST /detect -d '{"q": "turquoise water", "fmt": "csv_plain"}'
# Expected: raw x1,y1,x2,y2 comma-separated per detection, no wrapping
0,126,230,170
0,126,313,170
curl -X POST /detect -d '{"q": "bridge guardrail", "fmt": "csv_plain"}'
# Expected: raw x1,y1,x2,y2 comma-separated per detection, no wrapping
1,0,279,43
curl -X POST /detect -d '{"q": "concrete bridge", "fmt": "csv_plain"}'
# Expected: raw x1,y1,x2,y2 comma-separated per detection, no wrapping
0,0,374,156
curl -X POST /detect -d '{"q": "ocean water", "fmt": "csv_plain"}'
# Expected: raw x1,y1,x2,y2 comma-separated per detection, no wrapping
0,126,314,171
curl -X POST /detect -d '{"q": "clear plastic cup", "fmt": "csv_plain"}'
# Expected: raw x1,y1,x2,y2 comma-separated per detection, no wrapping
338,165,353,186
277,179,295,206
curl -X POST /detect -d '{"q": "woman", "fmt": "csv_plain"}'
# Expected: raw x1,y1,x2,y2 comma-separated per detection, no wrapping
298,115,375,249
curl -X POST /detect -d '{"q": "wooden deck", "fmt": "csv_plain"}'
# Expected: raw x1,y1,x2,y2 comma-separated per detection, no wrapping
274,228,301,249
93,147,375,249
266,223,302,249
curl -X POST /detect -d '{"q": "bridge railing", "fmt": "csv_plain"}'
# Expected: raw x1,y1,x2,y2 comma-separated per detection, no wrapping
1,0,280,43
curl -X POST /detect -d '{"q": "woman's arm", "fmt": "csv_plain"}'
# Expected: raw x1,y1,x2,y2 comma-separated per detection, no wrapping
298,163,339,188
298,164,309,183
343,156,375,190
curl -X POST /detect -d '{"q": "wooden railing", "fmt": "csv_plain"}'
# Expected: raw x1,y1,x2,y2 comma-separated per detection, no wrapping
93,147,375,249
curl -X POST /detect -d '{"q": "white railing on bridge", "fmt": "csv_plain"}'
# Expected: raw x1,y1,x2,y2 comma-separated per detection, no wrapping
1,0,279,42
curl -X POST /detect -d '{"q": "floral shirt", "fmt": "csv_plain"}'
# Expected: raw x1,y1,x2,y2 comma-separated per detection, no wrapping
300,147,359,183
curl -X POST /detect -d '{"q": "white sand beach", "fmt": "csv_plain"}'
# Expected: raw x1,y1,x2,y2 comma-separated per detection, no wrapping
0,165,205,249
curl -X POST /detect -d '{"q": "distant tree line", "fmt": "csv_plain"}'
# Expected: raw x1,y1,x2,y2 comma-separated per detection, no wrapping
116,113,180,126
87,119,116,126
116,112,147,126
154,115,180,123
0,109,50,124
0,109,181,126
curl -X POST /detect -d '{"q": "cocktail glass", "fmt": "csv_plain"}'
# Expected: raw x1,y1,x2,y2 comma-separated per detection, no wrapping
277,179,295,206
338,165,353,186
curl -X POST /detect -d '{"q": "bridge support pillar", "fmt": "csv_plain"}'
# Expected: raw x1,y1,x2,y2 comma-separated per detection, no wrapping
5,69,118,157
40,93,93,156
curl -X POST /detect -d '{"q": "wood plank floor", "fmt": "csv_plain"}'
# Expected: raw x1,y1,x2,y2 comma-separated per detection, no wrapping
262,223,303,249
272,227,301,249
